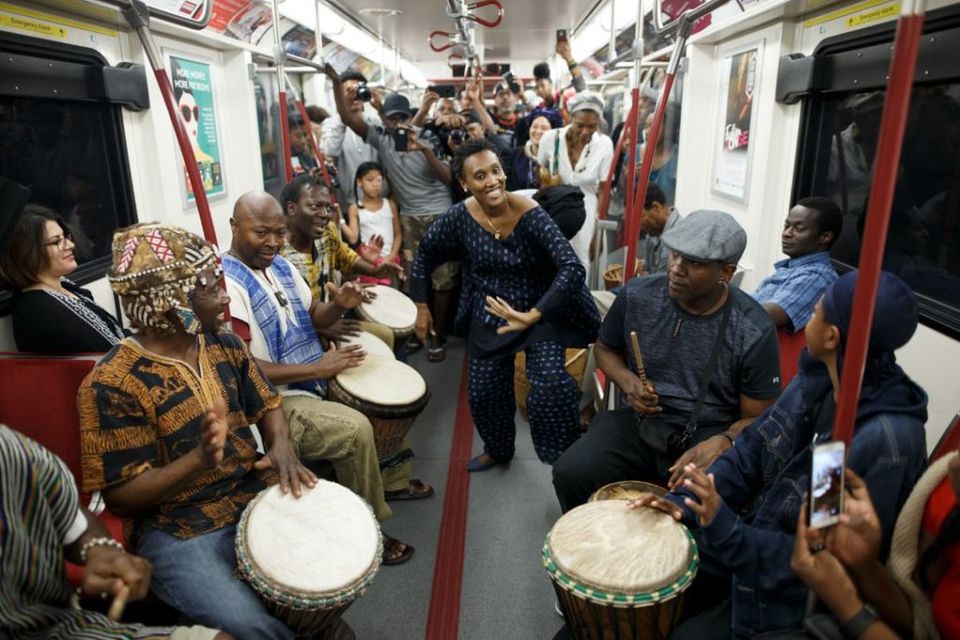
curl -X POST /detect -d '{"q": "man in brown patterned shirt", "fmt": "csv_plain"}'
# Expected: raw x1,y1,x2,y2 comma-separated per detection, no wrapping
79,225,322,640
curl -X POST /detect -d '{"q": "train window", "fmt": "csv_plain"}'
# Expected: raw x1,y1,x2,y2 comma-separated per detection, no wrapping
0,34,137,311
796,8,960,337
254,74,283,200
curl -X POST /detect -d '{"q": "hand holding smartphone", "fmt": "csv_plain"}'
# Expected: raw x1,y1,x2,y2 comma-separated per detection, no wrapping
556,29,568,42
393,128,409,152
809,440,846,529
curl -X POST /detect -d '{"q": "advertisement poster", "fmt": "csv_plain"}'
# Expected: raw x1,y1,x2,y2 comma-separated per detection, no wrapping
167,53,225,203
224,1,273,44
712,42,762,203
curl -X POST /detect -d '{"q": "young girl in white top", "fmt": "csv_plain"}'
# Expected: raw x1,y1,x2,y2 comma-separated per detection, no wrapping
344,162,402,286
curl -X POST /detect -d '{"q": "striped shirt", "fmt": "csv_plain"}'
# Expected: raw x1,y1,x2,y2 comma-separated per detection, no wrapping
0,425,178,638
79,332,281,542
752,251,838,332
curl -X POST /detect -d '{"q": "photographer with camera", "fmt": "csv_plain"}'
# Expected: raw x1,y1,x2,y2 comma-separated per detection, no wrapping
533,32,587,123
321,69,388,211
325,64,457,361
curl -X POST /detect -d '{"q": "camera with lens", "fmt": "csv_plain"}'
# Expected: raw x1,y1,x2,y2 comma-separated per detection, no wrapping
356,83,373,102
448,128,466,146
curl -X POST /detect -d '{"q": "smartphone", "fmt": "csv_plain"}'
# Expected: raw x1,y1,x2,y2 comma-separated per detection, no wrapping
393,128,409,152
429,84,457,99
809,440,845,529
556,29,568,42
503,71,521,94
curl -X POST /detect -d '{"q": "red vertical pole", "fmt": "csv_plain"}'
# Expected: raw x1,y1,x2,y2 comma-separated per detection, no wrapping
621,87,641,226
278,91,294,184
831,0,925,446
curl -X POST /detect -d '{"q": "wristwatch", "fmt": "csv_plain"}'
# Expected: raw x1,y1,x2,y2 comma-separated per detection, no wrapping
842,604,879,638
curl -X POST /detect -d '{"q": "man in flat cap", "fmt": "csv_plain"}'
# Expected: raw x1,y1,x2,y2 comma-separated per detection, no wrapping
552,210,781,510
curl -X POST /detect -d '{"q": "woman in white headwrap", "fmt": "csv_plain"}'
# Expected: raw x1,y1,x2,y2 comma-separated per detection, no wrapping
536,91,614,272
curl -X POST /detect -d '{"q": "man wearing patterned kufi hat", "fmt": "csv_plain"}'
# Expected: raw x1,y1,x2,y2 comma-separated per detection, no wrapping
78,223,328,639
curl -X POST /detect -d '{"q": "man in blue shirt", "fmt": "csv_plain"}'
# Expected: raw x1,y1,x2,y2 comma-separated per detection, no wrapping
752,197,842,332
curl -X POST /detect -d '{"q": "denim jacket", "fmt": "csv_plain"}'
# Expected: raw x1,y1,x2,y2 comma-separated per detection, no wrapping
668,352,927,638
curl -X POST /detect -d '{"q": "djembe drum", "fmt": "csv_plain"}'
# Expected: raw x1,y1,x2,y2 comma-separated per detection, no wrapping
339,330,395,359
354,285,418,340
235,481,381,637
327,355,430,466
590,480,667,503
543,501,698,640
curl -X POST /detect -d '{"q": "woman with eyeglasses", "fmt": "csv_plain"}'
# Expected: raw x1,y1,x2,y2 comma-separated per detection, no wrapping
0,205,125,353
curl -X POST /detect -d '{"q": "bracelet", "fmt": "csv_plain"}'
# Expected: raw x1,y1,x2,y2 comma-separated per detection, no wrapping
567,60,578,70
718,431,735,447
79,536,124,564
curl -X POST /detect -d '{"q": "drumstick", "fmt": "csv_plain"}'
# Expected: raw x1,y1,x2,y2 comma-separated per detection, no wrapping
107,584,130,621
629,331,648,382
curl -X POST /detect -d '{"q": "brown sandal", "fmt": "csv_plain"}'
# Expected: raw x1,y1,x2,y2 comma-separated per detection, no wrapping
385,479,435,501
382,536,415,565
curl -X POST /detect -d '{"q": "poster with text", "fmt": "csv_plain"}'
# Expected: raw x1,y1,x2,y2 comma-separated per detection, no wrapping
167,53,225,203
712,43,762,203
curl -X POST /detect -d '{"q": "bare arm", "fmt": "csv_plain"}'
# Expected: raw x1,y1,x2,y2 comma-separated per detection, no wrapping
762,302,791,328
850,560,915,636
727,394,776,437
324,65,369,140
101,403,228,517
466,78,498,135
408,130,452,185
388,199,402,262
254,357,322,385
413,90,439,128
344,205,361,244
557,40,585,92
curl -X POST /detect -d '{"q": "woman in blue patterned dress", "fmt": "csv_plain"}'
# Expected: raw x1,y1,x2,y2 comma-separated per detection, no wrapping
411,139,600,471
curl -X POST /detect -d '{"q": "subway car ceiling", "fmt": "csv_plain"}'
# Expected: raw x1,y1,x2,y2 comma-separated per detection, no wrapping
2,0,960,453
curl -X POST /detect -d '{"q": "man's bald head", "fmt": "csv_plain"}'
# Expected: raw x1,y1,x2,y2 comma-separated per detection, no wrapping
229,191,286,270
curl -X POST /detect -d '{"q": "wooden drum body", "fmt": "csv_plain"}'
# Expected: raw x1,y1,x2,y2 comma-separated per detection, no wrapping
236,481,382,637
327,355,430,466
514,348,589,422
543,501,698,640
355,285,418,340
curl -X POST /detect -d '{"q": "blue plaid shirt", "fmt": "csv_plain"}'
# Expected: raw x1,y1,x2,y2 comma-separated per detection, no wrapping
752,252,837,332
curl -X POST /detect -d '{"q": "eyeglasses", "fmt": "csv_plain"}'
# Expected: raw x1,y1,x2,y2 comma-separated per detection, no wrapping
44,232,73,251
181,105,200,123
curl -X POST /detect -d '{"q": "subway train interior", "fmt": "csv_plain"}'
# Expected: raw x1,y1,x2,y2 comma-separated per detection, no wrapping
1,0,960,638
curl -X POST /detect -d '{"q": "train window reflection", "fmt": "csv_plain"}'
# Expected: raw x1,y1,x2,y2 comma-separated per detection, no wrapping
0,97,133,296
818,87,960,319
254,75,283,200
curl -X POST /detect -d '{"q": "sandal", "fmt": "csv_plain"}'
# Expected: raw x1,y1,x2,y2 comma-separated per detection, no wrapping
382,536,415,565
404,337,424,354
385,479,435,501
427,345,446,362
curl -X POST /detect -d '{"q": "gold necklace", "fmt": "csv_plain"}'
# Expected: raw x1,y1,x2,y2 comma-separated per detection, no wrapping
483,213,503,241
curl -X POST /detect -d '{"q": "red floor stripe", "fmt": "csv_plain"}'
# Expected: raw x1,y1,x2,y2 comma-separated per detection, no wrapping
425,355,473,640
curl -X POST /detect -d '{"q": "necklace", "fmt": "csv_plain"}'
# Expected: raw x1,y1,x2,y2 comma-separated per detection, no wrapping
483,213,503,241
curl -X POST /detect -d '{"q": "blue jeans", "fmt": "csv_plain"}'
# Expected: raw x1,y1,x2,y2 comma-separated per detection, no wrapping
137,525,295,640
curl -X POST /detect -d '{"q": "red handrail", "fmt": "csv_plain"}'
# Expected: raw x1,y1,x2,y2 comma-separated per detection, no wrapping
596,90,636,221
831,0,925,447
292,98,333,191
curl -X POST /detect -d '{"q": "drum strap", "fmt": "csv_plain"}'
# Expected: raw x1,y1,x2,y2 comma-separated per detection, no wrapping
674,298,733,451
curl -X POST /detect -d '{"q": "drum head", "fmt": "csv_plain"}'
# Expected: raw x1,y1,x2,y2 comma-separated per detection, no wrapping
357,285,417,331
590,480,667,502
340,331,394,359
335,355,426,406
545,501,696,602
241,481,381,596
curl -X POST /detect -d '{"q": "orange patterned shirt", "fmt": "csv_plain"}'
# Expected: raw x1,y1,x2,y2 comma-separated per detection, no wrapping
79,332,281,541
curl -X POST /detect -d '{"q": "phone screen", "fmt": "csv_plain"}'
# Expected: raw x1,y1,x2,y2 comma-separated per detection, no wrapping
429,84,456,99
393,128,409,152
809,441,845,529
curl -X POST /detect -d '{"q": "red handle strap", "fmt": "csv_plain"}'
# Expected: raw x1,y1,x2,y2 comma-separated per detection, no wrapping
466,0,503,28
429,31,458,52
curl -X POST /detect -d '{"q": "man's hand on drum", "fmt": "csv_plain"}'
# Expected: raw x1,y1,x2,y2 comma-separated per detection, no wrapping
327,281,366,310
676,464,721,527
314,343,365,379
317,318,363,342
82,542,152,603
627,493,683,521
625,377,661,415
667,435,731,489
484,296,542,334
194,399,228,469
254,436,317,498
414,303,433,343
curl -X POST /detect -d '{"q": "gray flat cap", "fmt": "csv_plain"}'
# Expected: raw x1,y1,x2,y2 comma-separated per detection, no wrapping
660,209,746,264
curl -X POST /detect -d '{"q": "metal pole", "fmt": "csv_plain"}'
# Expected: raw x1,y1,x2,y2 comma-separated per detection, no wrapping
831,0,926,447
271,0,293,183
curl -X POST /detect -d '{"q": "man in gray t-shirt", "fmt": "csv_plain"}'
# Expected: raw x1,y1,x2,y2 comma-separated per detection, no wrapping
326,66,457,359
553,210,781,512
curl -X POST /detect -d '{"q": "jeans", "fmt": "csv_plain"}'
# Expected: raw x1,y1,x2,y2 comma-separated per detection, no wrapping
137,525,295,640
